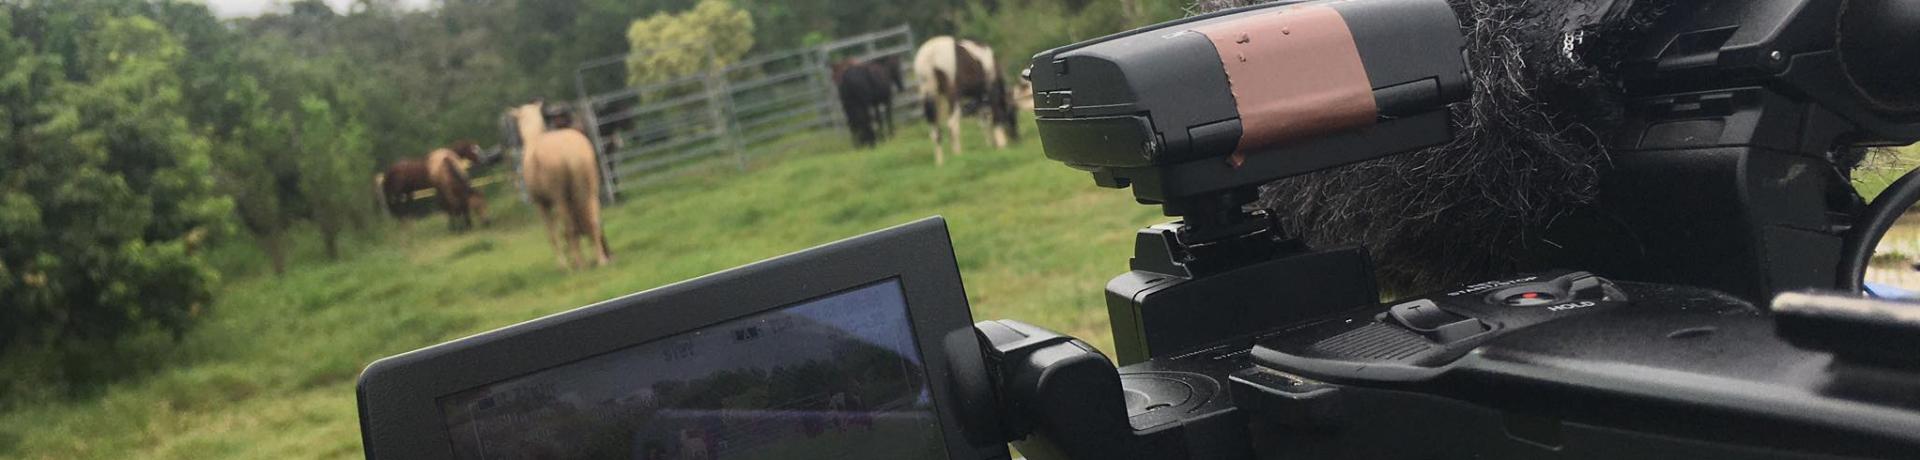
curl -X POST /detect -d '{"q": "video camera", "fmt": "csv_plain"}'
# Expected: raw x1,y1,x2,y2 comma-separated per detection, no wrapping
1002,0,1920,458
357,0,1920,458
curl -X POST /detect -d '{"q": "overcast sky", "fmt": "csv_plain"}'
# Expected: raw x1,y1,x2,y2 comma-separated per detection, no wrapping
201,0,433,18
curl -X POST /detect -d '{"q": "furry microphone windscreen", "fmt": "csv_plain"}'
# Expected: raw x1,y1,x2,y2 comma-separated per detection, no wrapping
1192,0,1672,293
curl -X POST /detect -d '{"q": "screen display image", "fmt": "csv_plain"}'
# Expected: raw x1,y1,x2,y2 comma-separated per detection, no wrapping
438,279,946,459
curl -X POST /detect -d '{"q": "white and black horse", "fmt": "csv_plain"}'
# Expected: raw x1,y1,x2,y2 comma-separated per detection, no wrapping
913,36,1019,165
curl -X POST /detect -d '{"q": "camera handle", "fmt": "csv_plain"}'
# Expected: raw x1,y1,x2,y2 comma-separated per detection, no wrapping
1106,188,1383,365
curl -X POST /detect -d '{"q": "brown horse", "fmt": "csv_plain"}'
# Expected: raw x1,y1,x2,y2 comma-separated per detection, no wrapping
376,141,486,230
913,36,1019,165
507,101,612,270
833,56,904,147
375,160,429,215
427,142,488,230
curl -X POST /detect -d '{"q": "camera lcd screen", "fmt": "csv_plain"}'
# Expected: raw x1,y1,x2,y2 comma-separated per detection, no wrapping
436,278,945,460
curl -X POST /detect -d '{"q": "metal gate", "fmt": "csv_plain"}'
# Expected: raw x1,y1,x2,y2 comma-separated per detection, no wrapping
573,25,921,201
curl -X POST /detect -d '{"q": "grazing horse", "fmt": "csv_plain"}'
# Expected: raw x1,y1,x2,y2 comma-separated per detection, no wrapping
506,101,613,270
833,56,904,147
834,60,886,148
376,141,485,230
427,142,488,230
376,160,429,216
913,36,1019,165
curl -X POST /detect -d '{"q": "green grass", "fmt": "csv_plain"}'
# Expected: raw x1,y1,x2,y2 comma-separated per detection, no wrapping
1851,144,1920,201
0,120,1162,459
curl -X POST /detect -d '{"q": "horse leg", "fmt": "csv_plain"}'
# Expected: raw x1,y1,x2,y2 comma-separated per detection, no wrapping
440,188,460,231
842,94,867,147
977,111,1001,148
453,197,469,231
563,170,605,268
875,102,890,140
469,194,489,227
583,194,612,267
563,217,583,270
444,193,461,231
560,178,594,270
929,121,945,165
880,100,894,139
865,105,877,142
976,115,987,147
923,98,945,165
536,198,571,270
929,122,945,165
947,104,964,158
991,114,1009,149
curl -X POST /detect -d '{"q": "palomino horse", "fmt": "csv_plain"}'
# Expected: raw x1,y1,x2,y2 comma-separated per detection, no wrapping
376,141,487,230
506,101,612,270
912,36,1019,165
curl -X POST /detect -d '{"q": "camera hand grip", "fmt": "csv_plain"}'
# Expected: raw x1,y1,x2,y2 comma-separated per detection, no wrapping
976,320,1135,459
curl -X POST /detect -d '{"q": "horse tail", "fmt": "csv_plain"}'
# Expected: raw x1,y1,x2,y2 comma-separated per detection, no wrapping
574,135,602,196
437,155,471,214
561,160,589,236
569,140,611,261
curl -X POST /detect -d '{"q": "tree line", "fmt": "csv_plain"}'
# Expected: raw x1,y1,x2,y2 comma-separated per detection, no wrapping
0,0,1180,377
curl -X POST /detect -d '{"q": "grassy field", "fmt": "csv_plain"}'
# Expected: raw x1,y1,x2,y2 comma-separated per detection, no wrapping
1853,145,1920,201
0,121,1163,459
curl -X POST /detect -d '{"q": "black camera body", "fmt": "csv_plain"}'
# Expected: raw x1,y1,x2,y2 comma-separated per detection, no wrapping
984,272,1920,459
1004,0,1920,459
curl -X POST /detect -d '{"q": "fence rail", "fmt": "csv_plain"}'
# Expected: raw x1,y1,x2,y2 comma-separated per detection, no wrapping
571,25,921,202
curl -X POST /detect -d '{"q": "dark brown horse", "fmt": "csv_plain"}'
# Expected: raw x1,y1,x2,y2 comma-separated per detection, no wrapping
377,159,431,215
376,141,486,230
833,56,904,148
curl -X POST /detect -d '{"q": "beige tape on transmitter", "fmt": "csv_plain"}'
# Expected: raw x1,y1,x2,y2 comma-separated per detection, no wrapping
1191,4,1377,166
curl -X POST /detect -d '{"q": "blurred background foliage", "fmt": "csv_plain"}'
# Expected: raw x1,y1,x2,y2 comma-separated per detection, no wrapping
624,0,755,87
0,0,1184,398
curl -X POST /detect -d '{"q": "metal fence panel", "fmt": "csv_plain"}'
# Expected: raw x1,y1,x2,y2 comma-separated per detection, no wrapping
571,25,920,201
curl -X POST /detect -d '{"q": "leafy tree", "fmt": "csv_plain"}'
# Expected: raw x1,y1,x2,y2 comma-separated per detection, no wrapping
624,0,754,87
957,0,1184,82
0,7,232,351
213,86,299,273
292,95,375,260
188,4,392,270
0,0,1187,364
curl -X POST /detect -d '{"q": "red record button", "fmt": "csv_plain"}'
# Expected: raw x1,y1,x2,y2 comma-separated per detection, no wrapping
1505,291,1558,307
